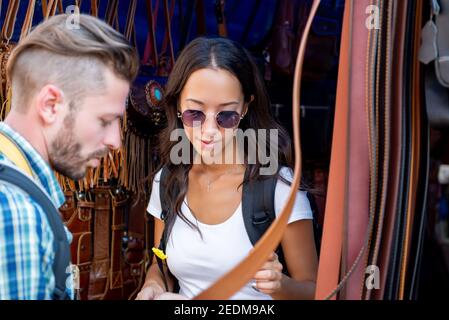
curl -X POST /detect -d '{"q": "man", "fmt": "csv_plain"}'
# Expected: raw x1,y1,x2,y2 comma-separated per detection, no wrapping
0,14,139,299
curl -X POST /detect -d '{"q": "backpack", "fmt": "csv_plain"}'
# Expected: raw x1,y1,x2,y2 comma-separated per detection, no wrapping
0,132,71,300
156,166,321,289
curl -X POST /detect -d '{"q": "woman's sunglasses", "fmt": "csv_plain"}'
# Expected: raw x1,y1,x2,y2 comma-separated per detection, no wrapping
177,110,244,129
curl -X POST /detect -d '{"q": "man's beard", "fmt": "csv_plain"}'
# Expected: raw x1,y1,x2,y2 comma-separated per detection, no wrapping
50,114,107,180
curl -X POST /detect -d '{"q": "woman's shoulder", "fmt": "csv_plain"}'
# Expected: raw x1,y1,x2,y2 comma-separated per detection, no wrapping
277,166,294,182
150,168,164,187
274,166,313,220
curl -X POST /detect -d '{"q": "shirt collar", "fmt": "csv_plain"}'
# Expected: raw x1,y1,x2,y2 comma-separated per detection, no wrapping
0,122,65,208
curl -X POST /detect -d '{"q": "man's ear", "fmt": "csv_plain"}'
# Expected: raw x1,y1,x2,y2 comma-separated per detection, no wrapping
36,84,64,125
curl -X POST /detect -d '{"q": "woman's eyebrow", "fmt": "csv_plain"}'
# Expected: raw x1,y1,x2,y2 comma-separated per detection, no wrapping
185,98,240,106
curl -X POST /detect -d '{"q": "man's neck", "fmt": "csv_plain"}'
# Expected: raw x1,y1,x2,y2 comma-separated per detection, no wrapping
4,110,50,162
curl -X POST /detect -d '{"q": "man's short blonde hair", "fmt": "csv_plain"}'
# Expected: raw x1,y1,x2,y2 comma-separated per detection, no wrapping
6,14,139,112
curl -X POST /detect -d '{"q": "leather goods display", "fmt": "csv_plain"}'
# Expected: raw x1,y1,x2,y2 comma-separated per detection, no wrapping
0,0,154,300
315,0,430,300
0,0,39,120
121,0,173,197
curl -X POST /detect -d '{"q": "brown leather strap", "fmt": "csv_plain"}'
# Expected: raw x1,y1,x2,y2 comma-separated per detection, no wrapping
41,0,48,17
124,0,137,44
342,0,371,300
194,0,321,300
91,0,99,18
44,0,63,20
398,0,423,299
105,0,119,26
160,0,175,67
373,0,408,300
20,0,37,41
315,0,352,300
108,190,128,292
215,0,228,38
88,187,111,299
365,0,396,300
1,0,20,43
142,0,159,67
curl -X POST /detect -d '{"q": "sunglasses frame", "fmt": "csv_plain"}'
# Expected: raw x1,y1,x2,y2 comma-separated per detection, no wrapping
177,109,245,129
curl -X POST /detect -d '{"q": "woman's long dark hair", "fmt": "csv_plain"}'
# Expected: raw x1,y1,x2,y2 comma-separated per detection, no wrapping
155,37,294,240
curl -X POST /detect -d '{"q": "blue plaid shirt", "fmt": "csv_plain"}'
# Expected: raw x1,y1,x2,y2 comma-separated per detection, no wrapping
0,122,73,300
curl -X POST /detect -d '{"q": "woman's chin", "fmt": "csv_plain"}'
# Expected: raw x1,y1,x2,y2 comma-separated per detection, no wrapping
193,148,223,164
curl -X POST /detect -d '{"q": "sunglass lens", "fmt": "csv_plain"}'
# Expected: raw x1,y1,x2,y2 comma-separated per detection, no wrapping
216,111,241,128
182,110,205,127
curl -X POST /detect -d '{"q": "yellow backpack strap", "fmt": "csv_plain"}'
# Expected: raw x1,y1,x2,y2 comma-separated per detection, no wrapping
0,131,34,178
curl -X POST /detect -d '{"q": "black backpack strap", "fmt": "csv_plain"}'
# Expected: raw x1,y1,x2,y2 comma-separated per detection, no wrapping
242,175,277,246
0,161,71,300
159,166,169,222
242,170,289,275
156,166,170,291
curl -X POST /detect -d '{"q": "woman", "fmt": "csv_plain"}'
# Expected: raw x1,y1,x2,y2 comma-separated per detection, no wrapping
136,37,318,300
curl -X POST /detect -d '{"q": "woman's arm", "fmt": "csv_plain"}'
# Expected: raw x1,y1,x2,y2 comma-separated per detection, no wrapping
136,217,176,299
254,219,318,300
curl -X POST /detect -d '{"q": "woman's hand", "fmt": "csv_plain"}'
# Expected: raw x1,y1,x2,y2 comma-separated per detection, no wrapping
253,252,284,295
136,281,165,300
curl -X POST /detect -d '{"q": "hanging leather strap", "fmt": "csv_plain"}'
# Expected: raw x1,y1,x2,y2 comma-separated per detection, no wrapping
44,0,63,20
108,189,128,292
88,186,111,300
160,0,176,68
105,0,119,26
20,0,37,41
315,0,353,300
341,0,371,300
142,0,160,67
214,0,228,37
1,0,20,43
0,0,38,44
398,0,424,299
124,0,137,44
364,0,393,300
91,0,99,18
194,0,321,300
41,0,48,17
372,0,408,300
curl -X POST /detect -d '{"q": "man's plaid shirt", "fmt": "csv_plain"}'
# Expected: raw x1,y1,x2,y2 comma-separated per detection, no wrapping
0,122,73,299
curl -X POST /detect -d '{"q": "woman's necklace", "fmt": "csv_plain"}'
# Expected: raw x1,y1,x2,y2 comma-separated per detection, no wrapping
204,167,245,192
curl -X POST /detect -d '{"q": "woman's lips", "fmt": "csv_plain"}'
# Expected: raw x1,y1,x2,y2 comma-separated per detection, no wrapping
200,140,216,149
